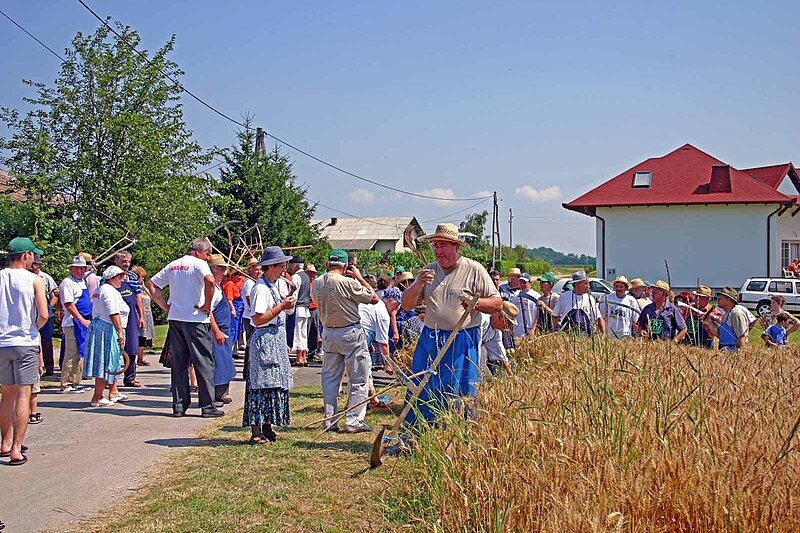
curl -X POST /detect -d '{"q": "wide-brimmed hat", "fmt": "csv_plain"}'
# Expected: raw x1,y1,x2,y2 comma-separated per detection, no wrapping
246,257,260,268
651,280,671,294
102,265,124,280
208,254,229,268
68,255,88,268
630,278,647,289
717,287,738,302
693,285,712,298
571,270,588,282
398,271,414,282
305,263,318,274
7,237,44,256
501,301,519,326
420,223,466,246
507,267,522,277
258,246,293,267
289,256,304,264
612,275,630,288
538,272,557,284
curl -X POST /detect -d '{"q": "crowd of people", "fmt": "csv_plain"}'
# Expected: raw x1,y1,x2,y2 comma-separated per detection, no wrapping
0,224,793,465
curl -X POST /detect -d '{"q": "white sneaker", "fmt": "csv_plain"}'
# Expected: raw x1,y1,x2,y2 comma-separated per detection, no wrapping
61,386,76,393
69,387,86,393
110,394,128,403
90,398,114,407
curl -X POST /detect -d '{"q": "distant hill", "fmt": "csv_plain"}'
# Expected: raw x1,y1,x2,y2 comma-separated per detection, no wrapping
526,246,595,266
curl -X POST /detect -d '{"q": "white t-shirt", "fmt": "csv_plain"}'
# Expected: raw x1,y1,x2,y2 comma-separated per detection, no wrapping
599,294,640,339
480,313,507,363
211,285,224,311
511,290,539,337
275,276,295,316
241,278,256,319
552,290,601,324
250,279,284,327
150,255,213,324
92,284,130,328
59,275,88,327
359,300,390,345
0,268,39,348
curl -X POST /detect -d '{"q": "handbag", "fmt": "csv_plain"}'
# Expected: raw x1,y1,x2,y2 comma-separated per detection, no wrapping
159,328,172,368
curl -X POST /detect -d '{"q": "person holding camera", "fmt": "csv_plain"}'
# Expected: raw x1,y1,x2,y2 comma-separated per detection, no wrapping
311,249,378,433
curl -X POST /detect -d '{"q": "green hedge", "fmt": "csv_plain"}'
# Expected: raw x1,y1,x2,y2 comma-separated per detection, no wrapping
496,259,552,276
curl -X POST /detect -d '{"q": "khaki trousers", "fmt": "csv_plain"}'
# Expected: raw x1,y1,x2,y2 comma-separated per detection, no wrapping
60,326,84,387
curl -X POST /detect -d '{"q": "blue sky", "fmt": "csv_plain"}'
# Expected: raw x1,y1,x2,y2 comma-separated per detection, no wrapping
2,1,799,254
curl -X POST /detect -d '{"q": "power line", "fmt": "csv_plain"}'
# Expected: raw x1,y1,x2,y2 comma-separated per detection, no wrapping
0,8,67,63
75,0,489,203
421,197,489,223
312,203,402,228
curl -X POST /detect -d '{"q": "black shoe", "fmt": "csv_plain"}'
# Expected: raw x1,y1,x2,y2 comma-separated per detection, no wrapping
189,386,199,393
172,411,185,418
201,407,224,418
218,395,233,404
214,400,224,408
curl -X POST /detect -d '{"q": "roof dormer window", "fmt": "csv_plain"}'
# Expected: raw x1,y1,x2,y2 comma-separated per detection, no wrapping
632,171,652,188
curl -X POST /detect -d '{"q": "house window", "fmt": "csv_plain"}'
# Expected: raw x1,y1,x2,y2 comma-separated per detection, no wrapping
632,171,652,188
781,241,800,268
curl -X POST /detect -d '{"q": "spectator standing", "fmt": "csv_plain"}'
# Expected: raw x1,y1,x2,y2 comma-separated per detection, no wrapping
704,287,750,350
131,266,156,365
599,276,640,339
289,257,311,366
480,301,518,375
79,252,101,297
305,264,321,360
222,268,246,358
148,237,223,418
312,249,378,433
636,280,687,342
113,251,144,387
59,256,92,393
0,237,49,466
30,254,58,376
207,255,237,406
552,271,606,338
240,258,261,361
533,272,559,333
510,274,539,337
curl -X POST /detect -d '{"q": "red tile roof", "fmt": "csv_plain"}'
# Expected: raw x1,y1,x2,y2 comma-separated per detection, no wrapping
742,163,795,188
0,169,27,202
564,144,796,215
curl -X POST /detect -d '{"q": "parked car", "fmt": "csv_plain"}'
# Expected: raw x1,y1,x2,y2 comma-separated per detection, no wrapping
552,277,614,301
739,277,800,316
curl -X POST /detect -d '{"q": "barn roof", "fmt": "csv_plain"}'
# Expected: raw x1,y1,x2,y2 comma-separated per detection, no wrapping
564,144,796,216
311,216,423,250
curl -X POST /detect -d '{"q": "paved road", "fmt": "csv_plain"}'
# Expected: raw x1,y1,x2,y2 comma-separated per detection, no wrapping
0,355,324,533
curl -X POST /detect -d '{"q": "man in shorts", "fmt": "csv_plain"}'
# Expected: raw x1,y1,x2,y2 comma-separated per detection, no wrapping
0,237,49,466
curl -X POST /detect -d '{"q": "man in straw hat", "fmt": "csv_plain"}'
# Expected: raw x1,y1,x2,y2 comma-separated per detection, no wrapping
702,287,750,350
635,280,687,342
312,249,379,433
599,276,640,340
240,257,262,361
400,223,502,425
683,285,715,348
148,237,223,418
552,271,606,337
481,300,518,375
628,278,651,311
499,267,522,300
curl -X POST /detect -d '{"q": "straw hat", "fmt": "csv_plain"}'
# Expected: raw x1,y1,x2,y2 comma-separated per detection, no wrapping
78,252,94,264
630,278,647,289
501,301,519,326
507,267,522,276
612,275,630,288
420,223,466,246
717,287,738,302
650,280,671,294
305,263,318,274
693,285,712,298
398,271,414,282
246,257,259,268
208,254,229,268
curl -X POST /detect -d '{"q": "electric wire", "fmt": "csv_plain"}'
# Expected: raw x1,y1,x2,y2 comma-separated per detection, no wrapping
421,197,490,223
0,8,68,63
75,0,492,203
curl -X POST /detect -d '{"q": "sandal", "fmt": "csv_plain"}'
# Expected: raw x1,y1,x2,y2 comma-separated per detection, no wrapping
123,380,143,388
249,435,269,445
138,360,151,366
7,454,27,466
29,412,43,424
0,444,28,458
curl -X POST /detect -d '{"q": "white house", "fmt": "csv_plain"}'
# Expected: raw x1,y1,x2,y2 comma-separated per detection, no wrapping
312,216,424,253
564,144,800,290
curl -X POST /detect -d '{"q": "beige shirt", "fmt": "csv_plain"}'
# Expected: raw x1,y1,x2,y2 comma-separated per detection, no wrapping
420,257,500,331
311,272,374,328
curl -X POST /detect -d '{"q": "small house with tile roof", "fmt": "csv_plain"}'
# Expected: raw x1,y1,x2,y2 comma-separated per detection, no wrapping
311,216,424,253
564,144,800,290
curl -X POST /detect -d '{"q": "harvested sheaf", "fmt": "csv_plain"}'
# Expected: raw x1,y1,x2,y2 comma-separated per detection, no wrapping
390,336,800,531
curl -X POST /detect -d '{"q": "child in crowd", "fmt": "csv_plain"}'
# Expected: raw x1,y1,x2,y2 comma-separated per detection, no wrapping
763,312,791,348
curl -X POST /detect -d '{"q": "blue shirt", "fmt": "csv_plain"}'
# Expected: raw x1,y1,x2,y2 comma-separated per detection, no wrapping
765,324,787,346
637,301,687,341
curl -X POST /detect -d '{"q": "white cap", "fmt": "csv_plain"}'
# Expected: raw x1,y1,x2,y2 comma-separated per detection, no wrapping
68,256,88,268
102,265,124,280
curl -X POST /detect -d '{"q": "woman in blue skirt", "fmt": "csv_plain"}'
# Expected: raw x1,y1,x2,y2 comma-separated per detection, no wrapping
244,246,295,444
208,255,237,406
83,266,129,407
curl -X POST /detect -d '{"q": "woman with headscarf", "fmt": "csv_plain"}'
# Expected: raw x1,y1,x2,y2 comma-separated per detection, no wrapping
244,246,296,444
83,266,130,407
208,255,237,406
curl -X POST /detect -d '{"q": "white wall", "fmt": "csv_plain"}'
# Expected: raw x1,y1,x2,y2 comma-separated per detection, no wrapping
596,204,776,289
776,211,800,271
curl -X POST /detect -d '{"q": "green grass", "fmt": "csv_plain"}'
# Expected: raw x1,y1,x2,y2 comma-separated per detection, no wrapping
72,386,403,532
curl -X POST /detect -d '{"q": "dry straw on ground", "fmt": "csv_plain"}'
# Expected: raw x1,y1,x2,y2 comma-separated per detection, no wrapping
393,335,800,531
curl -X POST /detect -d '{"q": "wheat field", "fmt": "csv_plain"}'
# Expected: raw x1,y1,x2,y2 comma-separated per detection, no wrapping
391,335,800,532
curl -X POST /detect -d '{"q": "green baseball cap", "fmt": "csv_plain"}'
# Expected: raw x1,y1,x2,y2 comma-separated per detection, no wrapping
538,272,557,284
7,237,44,256
328,249,349,264
394,265,405,274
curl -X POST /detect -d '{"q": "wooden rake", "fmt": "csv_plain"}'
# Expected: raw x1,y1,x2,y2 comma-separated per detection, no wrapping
369,293,480,468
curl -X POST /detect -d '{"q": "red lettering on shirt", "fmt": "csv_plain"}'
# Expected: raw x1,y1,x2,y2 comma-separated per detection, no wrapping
170,266,190,271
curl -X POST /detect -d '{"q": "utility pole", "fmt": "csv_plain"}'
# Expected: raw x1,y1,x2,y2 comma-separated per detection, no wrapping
491,191,499,269
508,207,513,249
255,127,267,156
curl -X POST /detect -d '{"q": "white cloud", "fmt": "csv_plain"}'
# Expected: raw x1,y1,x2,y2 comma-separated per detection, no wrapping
472,190,493,198
346,188,376,204
515,185,562,203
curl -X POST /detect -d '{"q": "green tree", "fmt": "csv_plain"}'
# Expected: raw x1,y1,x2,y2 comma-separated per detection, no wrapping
213,119,327,267
0,23,213,277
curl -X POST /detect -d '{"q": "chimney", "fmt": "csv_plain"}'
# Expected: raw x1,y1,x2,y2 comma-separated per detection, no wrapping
709,164,731,193
330,217,338,226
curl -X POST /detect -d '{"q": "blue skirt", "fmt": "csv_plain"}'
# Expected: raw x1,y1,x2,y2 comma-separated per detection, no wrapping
404,325,481,426
213,327,237,386
82,318,122,383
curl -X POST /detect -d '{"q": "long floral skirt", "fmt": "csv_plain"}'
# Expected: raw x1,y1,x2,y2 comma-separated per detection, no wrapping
242,385,290,427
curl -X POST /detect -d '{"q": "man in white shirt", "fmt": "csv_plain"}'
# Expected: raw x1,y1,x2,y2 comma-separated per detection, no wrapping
289,257,311,366
240,258,261,361
552,271,606,338
148,237,221,418
480,301,518,375
599,276,640,340
510,274,539,337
